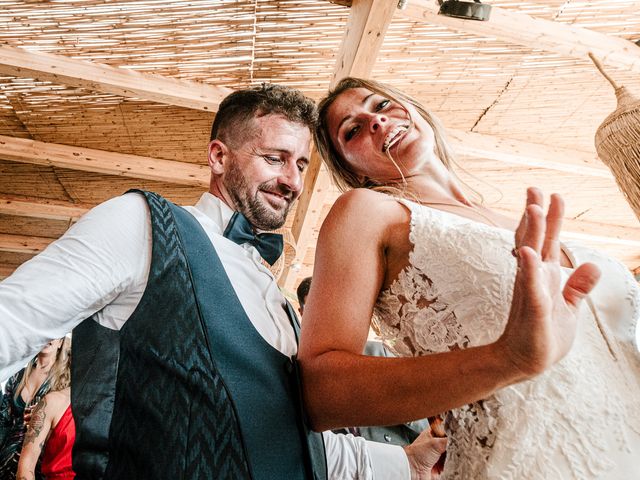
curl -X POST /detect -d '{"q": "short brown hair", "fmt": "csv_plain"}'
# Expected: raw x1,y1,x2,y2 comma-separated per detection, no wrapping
296,276,312,307
210,83,318,147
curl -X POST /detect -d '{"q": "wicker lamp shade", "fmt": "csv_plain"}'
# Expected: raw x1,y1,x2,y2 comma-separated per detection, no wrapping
590,52,640,222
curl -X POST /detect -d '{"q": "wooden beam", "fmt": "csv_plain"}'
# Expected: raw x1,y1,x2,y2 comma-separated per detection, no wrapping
0,44,232,112
0,135,209,186
447,130,610,178
0,195,91,222
400,0,640,74
280,0,398,290
0,265,17,280
0,233,52,254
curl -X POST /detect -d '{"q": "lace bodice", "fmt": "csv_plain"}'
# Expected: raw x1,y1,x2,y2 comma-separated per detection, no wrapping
373,199,640,480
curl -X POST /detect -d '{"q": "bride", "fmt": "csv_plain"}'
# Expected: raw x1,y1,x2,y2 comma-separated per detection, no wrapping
298,77,640,479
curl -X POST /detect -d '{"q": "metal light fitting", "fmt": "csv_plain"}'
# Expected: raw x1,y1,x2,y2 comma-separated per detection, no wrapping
438,0,492,21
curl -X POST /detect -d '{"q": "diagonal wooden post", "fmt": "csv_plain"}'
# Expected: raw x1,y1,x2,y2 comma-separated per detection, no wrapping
279,0,398,291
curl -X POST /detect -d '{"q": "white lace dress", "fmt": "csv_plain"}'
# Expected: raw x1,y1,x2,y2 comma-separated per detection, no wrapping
373,199,640,480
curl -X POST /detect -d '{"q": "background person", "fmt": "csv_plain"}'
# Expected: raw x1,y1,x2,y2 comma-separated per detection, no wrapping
0,338,70,480
17,341,74,480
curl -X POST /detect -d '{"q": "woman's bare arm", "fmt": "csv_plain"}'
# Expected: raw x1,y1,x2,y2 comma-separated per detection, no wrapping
298,188,600,431
16,396,53,480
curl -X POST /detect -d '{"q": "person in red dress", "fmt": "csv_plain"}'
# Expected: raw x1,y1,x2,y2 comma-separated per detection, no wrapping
16,358,74,480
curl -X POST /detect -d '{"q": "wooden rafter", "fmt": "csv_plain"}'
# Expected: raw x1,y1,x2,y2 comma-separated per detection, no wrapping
279,0,398,290
0,44,232,112
0,195,91,222
0,233,52,254
399,0,640,73
0,265,17,280
0,135,209,186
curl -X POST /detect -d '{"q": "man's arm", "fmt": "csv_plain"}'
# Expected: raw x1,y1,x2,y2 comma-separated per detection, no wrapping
0,193,151,380
324,430,408,479
324,430,445,480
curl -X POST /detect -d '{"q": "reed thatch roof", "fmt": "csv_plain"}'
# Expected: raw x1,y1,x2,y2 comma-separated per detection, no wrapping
0,0,639,293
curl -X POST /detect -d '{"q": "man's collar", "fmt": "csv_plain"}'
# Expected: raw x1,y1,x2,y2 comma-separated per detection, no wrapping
194,192,235,234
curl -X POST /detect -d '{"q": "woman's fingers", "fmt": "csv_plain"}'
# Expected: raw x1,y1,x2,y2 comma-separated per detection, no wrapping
515,188,543,248
541,194,564,262
563,262,601,309
520,203,545,254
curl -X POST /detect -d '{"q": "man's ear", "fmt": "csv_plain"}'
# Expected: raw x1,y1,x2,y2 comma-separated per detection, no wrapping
208,139,228,175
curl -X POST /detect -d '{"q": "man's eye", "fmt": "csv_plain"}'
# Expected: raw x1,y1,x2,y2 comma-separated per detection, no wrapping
297,163,307,173
264,156,283,164
345,125,359,141
376,99,390,111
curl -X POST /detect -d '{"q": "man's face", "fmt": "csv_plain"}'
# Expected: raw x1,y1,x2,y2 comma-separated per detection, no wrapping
216,114,311,231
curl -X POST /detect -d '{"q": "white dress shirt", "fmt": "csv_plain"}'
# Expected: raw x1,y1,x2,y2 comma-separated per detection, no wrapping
0,191,409,480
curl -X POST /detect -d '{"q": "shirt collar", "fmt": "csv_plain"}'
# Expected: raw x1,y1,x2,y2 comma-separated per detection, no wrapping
193,192,235,235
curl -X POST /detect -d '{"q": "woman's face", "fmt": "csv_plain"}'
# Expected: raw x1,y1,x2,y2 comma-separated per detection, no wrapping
325,87,436,181
40,338,63,355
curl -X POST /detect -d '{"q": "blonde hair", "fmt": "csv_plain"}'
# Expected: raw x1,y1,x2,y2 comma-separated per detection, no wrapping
14,336,72,401
314,77,458,193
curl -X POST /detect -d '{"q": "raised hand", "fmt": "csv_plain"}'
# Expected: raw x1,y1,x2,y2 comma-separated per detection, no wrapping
499,187,601,378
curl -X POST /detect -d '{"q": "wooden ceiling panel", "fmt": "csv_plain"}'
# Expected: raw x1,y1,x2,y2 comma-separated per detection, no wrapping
469,58,640,152
0,160,71,201
52,167,204,206
456,158,640,230
0,84,213,162
0,0,638,285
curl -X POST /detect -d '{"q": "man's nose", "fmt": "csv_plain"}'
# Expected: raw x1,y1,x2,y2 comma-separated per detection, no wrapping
279,161,303,196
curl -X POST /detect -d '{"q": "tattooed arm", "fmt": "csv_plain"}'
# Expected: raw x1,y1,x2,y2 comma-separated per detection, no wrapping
16,396,52,480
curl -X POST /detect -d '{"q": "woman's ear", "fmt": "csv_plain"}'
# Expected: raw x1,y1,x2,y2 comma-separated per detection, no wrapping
207,140,228,175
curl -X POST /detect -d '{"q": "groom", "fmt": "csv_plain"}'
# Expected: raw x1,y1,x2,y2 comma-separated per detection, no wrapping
0,84,444,479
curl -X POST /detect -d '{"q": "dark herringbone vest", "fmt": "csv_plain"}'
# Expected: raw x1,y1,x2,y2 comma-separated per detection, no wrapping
71,191,327,480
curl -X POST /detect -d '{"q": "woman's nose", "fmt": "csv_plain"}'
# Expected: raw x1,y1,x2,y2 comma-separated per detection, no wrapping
369,114,387,132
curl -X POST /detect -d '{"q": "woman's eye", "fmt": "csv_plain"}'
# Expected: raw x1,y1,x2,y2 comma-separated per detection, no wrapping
376,99,390,111
345,125,359,141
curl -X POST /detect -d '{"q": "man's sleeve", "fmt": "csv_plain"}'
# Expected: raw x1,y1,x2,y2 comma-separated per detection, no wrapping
322,431,410,479
0,193,151,381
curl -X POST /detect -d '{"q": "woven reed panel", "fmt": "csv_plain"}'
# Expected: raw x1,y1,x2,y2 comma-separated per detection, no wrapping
0,160,74,201
456,157,638,227
0,0,347,90
374,20,534,130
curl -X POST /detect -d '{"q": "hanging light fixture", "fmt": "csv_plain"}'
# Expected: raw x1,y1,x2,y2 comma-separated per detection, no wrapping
438,0,492,21
589,52,640,223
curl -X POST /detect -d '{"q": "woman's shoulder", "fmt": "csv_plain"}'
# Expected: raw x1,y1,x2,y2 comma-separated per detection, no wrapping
41,389,69,408
320,188,410,246
331,188,406,218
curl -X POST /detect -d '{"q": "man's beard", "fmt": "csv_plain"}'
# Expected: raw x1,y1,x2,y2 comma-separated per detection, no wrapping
224,160,293,231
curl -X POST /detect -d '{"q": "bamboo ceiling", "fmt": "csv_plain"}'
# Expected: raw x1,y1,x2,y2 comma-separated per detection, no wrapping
0,0,639,295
